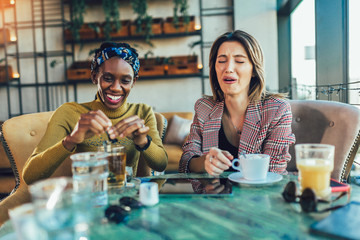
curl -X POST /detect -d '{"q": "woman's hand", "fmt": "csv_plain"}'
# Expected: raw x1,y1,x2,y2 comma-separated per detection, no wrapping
205,147,233,176
109,115,150,148
203,179,225,194
63,110,112,151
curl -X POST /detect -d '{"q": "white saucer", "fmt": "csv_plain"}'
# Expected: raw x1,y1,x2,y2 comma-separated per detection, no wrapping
228,172,283,185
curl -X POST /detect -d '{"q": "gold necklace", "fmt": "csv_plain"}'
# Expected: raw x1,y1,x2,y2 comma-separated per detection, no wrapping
225,110,242,135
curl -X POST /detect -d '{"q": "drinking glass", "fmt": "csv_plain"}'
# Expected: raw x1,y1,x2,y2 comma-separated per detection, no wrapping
9,203,47,240
126,166,133,183
295,144,335,199
99,143,127,188
70,152,109,206
151,169,165,176
29,177,91,240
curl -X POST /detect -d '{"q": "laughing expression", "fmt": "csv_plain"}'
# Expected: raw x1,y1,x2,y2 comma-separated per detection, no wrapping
215,41,253,97
93,57,137,110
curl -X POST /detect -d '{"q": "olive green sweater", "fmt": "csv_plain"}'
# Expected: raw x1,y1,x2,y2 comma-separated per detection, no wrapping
23,97,168,184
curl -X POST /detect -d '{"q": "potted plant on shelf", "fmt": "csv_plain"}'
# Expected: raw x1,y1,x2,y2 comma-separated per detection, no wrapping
101,20,130,40
0,59,13,83
167,55,199,75
173,0,190,28
138,51,165,77
0,28,10,44
131,0,153,46
67,0,86,42
164,0,194,34
102,0,121,40
67,61,92,81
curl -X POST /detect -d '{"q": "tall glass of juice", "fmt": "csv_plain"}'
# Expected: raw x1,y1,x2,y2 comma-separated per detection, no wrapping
295,144,335,199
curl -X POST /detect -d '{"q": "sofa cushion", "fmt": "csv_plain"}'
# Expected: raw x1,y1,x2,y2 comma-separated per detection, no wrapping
164,144,184,172
161,112,193,122
0,175,15,194
164,115,192,146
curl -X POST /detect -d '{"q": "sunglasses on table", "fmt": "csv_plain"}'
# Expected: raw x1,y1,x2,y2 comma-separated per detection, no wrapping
105,196,142,224
282,181,348,213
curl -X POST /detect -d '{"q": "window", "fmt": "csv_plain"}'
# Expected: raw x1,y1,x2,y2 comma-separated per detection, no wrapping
349,0,360,106
290,0,315,100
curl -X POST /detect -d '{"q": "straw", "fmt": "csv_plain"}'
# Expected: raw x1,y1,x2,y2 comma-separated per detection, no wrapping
102,130,118,152
102,140,108,152
106,130,118,144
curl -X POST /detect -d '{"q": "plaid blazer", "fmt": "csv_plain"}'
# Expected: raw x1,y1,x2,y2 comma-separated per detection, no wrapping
179,96,296,174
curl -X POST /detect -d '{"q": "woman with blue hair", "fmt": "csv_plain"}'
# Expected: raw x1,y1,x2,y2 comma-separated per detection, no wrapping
23,42,168,184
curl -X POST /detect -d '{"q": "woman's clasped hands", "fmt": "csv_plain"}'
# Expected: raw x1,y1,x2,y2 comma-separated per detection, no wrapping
63,110,149,151
205,147,234,176
108,115,150,148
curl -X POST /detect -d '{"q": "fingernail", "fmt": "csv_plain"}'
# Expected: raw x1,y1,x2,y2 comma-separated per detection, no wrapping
119,133,124,138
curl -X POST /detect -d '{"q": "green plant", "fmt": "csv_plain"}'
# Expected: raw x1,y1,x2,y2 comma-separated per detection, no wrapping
102,0,121,40
88,22,101,36
131,0,153,46
142,51,163,66
188,40,201,50
88,48,97,57
188,40,201,56
173,0,189,28
50,60,61,68
69,0,86,42
144,50,154,59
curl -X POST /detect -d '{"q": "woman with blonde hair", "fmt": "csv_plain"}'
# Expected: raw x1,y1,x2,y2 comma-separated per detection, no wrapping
179,30,295,176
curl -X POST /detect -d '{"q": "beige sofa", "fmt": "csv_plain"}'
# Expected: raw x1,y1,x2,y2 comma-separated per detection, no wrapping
161,112,194,173
0,141,15,199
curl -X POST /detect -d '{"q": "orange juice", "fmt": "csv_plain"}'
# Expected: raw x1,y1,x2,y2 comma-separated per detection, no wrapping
297,158,333,198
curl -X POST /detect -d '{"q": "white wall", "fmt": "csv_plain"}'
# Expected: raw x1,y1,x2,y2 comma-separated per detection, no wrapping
0,0,279,119
64,0,204,113
234,0,279,92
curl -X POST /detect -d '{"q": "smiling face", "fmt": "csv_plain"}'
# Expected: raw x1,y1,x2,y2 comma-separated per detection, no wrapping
92,57,137,110
215,41,253,98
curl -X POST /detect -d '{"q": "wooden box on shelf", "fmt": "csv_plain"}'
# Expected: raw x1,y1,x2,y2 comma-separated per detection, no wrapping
101,20,130,38
67,61,91,81
163,16,195,34
0,66,13,83
130,18,163,36
64,29,72,41
0,28,11,44
65,23,100,41
2,0,14,6
139,57,165,77
78,23,100,39
167,55,199,75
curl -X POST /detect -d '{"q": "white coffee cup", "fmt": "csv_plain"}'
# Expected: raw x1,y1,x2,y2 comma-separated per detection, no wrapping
139,182,159,206
232,154,270,181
